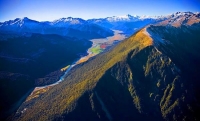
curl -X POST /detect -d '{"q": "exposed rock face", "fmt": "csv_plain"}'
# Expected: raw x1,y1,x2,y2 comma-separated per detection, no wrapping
157,12,200,27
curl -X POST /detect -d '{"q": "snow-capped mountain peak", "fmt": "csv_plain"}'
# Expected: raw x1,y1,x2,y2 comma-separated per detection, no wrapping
105,14,140,22
117,14,137,19
51,17,86,26
157,11,200,27
1,17,35,27
170,11,194,18
53,17,85,22
101,14,167,22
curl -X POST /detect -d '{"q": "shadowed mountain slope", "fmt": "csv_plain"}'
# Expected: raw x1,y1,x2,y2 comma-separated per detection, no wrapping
12,18,200,121
0,34,92,120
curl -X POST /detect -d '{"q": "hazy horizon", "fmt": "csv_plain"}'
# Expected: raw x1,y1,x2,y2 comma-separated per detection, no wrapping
1,0,200,22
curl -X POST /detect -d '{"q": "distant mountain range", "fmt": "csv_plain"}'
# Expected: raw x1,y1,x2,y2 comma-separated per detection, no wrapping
87,15,160,35
0,17,113,40
1,12,199,38
0,13,167,38
8,12,200,121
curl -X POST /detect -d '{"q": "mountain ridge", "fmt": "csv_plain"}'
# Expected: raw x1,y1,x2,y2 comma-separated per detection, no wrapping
156,11,200,27
11,14,200,120
0,17,114,40
1,11,197,37
12,27,153,121
1,11,197,25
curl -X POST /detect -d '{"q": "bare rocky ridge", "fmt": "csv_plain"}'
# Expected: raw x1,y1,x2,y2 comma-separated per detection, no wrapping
157,12,200,27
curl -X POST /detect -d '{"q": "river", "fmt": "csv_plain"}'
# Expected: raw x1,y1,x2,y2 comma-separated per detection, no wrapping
9,30,126,117
28,30,126,96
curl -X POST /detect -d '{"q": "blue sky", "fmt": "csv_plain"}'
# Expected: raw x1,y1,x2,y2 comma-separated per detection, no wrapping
0,0,200,22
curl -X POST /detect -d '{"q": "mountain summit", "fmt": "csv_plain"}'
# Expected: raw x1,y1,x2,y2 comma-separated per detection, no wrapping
158,11,200,27
105,14,140,22
51,17,86,26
